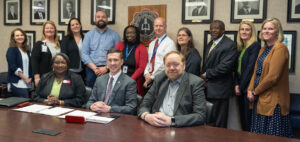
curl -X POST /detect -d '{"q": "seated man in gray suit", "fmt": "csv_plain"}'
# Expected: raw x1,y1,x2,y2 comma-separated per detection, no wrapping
138,51,206,127
86,48,137,114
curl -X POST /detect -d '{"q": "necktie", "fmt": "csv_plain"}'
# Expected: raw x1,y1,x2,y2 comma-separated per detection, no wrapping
150,39,159,73
208,42,216,56
104,77,114,104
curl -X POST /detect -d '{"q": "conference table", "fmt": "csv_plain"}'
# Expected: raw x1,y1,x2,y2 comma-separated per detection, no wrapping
0,106,299,142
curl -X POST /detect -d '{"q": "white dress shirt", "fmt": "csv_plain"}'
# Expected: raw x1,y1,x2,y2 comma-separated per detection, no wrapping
144,34,176,79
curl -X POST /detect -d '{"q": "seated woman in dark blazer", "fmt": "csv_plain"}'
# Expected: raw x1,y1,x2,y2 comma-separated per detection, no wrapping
234,20,260,131
61,18,85,80
33,53,86,108
6,28,32,98
176,27,201,76
115,25,148,96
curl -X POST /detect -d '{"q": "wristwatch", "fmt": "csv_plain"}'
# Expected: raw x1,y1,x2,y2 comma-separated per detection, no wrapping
171,117,176,127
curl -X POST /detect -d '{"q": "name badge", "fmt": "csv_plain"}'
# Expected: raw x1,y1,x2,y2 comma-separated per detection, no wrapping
41,45,47,52
63,80,71,84
123,66,128,73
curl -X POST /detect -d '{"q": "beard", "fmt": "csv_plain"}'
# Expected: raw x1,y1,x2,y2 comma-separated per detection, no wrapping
96,20,107,29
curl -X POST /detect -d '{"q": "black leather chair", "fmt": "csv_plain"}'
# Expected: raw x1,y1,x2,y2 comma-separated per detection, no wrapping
290,94,300,138
206,101,213,124
82,87,92,108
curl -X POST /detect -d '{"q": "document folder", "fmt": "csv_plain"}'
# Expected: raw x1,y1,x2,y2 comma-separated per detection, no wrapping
0,97,31,107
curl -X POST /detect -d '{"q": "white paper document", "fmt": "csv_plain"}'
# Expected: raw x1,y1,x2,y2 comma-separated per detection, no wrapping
37,107,74,116
86,116,115,124
58,110,97,119
13,104,52,113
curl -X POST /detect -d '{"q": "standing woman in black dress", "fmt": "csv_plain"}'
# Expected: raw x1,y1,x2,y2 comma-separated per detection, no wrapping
61,18,85,80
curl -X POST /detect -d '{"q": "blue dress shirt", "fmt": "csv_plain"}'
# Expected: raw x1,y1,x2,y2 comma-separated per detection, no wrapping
81,28,120,66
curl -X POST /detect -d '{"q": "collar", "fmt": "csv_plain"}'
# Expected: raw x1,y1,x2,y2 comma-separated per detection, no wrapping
168,72,184,85
213,34,224,45
96,27,108,33
109,70,122,80
156,34,167,42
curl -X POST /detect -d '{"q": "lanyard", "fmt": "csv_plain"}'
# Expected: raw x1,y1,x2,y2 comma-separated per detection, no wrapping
125,44,136,61
151,35,167,59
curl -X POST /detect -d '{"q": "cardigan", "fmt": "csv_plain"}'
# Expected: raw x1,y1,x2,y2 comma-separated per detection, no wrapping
33,71,86,108
115,42,148,96
185,48,202,76
6,47,32,83
248,42,290,116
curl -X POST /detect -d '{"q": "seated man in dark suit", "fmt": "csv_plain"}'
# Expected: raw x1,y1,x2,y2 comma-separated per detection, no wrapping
86,48,137,115
138,51,206,127
191,0,207,16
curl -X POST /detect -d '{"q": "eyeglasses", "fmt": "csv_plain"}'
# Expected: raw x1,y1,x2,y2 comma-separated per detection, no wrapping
177,34,188,37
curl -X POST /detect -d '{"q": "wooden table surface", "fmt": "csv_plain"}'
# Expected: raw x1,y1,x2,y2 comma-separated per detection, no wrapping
0,107,299,142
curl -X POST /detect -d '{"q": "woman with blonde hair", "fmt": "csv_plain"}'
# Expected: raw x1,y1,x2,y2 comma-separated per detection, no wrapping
32,21,60,86
234,20,260,131
247,18,292,137
6,28,32,98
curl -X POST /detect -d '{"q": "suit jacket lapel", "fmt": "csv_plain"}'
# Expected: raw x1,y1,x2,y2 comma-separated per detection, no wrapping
153,79,169,111
173,73,188,114
107,73,123,105
100,74,109,102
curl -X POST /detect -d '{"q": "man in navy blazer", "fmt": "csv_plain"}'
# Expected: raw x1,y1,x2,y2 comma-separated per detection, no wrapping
201,20,238,128
138,51,206,127
86,48,137,114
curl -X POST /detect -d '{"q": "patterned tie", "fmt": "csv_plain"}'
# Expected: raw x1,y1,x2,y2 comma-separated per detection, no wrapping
208,42,216,56
150,39,159,73
104,77,114,104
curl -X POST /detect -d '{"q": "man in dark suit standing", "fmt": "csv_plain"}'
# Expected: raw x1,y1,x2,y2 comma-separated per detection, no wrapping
138,51,206,127
201,20,238,128
86,48,137,115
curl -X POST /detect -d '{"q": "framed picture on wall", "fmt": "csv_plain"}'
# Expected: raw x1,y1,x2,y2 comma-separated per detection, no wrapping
283,31,297,73
203,31,237,64
287,0,300,22
91,0,116,25
59,0,80,25
4,0,22,25
25,31,36,52
57,31,65,41
30,0,49,25
182,0,214,24
231,0,267,23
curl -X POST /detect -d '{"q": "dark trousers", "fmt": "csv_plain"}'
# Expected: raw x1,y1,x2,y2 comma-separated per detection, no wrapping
238,92,251,131
85,67,97,88
207,98,229,128
11,84,29,98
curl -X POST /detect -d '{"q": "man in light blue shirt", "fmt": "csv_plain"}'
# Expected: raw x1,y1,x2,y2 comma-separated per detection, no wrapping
82,10,120,87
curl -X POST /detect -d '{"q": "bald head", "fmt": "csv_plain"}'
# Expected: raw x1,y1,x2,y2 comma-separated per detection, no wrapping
154,17,167,38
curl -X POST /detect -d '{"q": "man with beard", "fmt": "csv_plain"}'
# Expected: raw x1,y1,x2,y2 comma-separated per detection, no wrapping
82,10,120,88
138,51,206,127
201,20,238,128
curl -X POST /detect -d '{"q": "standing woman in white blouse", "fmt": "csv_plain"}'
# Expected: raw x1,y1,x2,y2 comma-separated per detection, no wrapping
31,21,60,86
61,18,85,80
6,28,32,98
